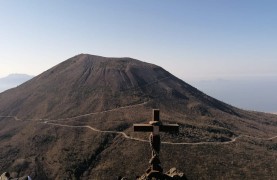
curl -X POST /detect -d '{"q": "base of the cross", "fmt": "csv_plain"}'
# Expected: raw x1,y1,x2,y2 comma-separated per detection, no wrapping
149,155,163,171
133,109,180,179
145,170,171,179
135,167,187,180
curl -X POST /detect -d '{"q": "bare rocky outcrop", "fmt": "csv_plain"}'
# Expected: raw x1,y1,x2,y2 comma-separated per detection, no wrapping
0,172,30,180
134,167,186,180
117,167,186,180
166,168,187,179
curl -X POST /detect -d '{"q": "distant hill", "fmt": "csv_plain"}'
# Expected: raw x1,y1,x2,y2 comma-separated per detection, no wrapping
189,76,277,113
0,74,33,93
0,54,276,179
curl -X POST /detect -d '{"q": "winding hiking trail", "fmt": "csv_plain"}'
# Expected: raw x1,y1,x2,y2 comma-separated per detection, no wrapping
0,115,20,121
42,122,150,143
1,100,277,145
40,121,277,145
40,121,238,145
42,101,150,122
0,101,149,122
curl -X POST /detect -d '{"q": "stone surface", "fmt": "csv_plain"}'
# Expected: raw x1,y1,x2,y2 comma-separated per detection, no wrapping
0,172,29,180
166,168,186,179
136,167,187,180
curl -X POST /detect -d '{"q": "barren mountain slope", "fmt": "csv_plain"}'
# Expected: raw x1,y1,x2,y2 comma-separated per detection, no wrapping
0,54,276,179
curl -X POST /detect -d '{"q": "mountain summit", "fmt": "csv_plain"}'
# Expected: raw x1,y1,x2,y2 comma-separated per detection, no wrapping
0,54,237,119
0,54,276,179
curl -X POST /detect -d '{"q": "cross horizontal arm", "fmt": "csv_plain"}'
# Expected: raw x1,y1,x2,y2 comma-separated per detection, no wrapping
133,124,153,132
133,124,179,132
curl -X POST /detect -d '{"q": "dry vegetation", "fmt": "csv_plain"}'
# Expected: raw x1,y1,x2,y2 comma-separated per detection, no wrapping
0,54,276,179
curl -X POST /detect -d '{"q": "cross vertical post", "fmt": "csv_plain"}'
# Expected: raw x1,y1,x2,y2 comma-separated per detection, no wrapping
133,109,179,177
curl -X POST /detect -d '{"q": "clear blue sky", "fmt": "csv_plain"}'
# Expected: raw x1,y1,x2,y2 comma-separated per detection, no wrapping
1,0,277,80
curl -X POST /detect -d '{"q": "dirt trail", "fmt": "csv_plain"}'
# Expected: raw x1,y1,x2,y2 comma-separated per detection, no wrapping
0,101,149,122
1,99,276,145
41,121,277,145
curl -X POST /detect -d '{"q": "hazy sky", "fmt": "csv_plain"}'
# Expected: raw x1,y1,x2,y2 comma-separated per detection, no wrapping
1,0,277,80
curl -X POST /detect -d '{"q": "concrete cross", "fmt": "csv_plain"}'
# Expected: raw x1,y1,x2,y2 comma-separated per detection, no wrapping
133,109,179,176
133,109,179,134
